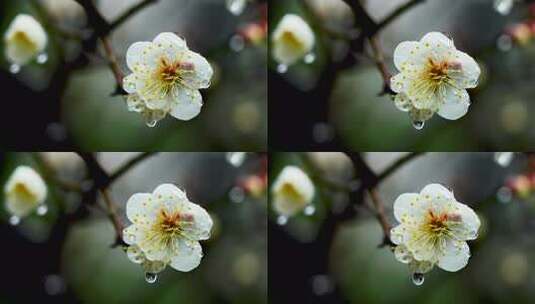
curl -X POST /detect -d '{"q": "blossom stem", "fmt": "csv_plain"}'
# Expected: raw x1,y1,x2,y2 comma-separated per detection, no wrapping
368,36,394,95
368,188,394,247
100,188,126,247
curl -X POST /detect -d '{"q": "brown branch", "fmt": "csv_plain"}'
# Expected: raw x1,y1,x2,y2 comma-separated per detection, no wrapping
376,0,427,31
368,188,394,247
100,188,126,247
368,36,394,95
109,0,159,32
101,36,125,93
377,152,424,182
108,152,157,184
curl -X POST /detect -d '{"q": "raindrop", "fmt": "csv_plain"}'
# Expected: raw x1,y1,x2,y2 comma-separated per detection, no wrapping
497,186,513,204
412,120,425,130
229,34,245,52
226,152,246,167
276,64,288,74
9,64,20,74
229,186,245,203
9,215,20,226
494,152,514,167
496,34,513,52
304,53,316,64
37,205,48,216
411,272,424,286
145,272,158,284
276,215,288,226
304,205,316,216
37,53,48,64
494,0,514,15
146,120,158,128
226,0,247,16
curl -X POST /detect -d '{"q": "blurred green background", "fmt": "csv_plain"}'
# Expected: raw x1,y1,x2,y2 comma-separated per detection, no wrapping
0,152,267,304
270,152,535,303
270,0,535,150
0,0,266,150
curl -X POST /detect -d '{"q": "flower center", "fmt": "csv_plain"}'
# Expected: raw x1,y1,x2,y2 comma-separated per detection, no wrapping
424,210,461,237
11,31,37,51
13,183,35,203
280,183,303,203
280,31,303,50
156,208,193,236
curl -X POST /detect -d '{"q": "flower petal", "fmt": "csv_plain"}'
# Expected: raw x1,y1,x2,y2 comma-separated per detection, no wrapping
453,50,480,89
169,240,203,272
126,41,151,71
437,88,470,120
420,32,454,49
455,202,480,240
393,193,423,224
420,183,454,201
180,51,213,89
122,73,138,94
394,244,413,264
153,32,187,52
393,41,421,72
183,202,213,240
437,240,470,272
394,93,413,112
126,193,153,225
168,88,203,121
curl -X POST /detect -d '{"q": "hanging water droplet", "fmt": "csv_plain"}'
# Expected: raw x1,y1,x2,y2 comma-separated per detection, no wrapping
276,64,288,74
144,272,158,284
9,215,20,226
494,152,514,167
37,53,48,64
37,205,48,216
146,120,158,128
229,186,245,203
304,53,316,64
226,0,247,16
304,205,316,216
226,152,246,167
494,0,514,15
9,64,20,74
229,34,245,52
411,273,424,286
412,120,425,130
276,215,288,226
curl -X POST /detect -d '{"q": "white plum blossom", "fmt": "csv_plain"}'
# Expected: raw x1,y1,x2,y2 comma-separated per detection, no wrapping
122,184,213,275
390,32,481,125
123,32,213,127
4,166,47,218
390,184,480,276
272,166,315,217
272,14,315,66
4,14,47,65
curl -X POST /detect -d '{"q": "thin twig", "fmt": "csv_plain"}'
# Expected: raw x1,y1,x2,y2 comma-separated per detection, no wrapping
368,188,393,247
101,36,125,90
109,0,159,32
108,152,157,184
376,0,427,31
377,152,424,182
100,188,126,247
368,36,394,95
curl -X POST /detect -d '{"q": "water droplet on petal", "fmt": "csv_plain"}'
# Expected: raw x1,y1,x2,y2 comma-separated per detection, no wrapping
276,215,288,226
37,53,48,64
304,205,316,216
9,215,20,226
494,152,514,167
412,120,425,130
226,0,247,16
411,272,424,286
229,34,245,52
145,272,158,284
37,205,48,216
304,53,316,64
229,186,245,203
226,152,246,167
276,64,288,74
9,64,20,74
494,0,514,15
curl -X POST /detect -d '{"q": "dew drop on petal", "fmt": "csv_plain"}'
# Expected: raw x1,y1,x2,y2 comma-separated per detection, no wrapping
276,215,288,226
229,186,245,203
145,272,158,284
412,120,425,130
276,64,288,74
37,205,48,216
304,53,316,64
9,64,20,74
226,152,246,167
37,53,48,64
229,35,245,52
494,0,514,15
226,0,247,16
9,215,20,226
304,205,316,216
494,152,514,167
411,272,424,286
